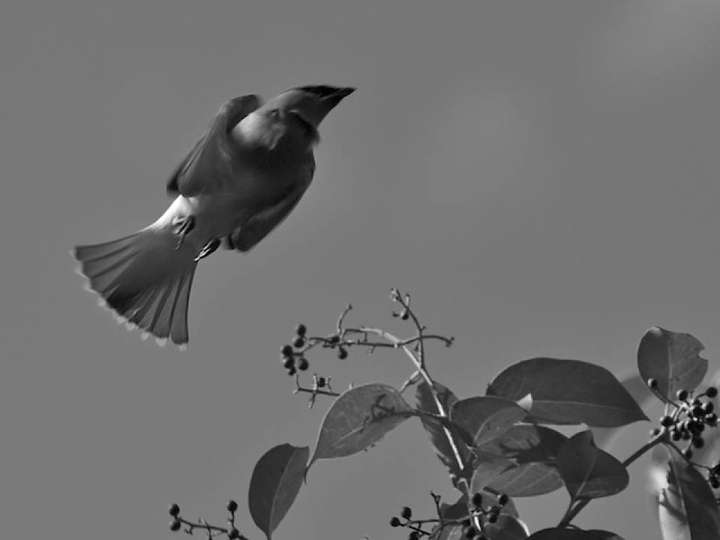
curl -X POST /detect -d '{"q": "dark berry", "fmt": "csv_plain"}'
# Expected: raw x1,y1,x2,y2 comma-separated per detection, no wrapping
676,389,689,401
337,347,348,360
287,366,296,376
693,398,702,407
706,413,718,426
682,430,692,440
693,437,705,448
390,516,401,528
283,356,294,369
711,476,720,489
281,345,293,357
660,415,674,427
401,312,409,321
707,387,718,398
401,506,412,520
671,429,682,441
465,526,478,539
497,493,509,506
169,519,182,532
651,428,661,437
297,357,309,371
683,448,694,459
408,532,420,540
293,336,305,348
295,323,307,336
328,335,340,345
692,406,704,418
317,377,326,388
228,528,240,539
487,513,498,524
703,401,714,414
226,500,238,513
461,519,472,528
472,492,483,508
647,378,658,389
169,503,180,517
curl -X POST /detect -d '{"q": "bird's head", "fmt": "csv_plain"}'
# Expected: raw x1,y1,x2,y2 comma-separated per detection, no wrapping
265,85,355,128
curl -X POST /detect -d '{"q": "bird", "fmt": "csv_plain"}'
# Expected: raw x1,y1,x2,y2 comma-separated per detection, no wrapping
73,85,354,348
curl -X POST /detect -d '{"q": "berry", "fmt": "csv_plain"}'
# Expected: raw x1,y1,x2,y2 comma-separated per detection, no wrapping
707,387,718,398
316,377,326,388
683,448,694,459
287,366,296,376
692,406,704,418
226,500,238,513
671,429,682,441
703,401,714,414
390,516,401,527
660,415,674,427
169,519,182,532
297,357,309,371
472,492,483,507
228,528,240,539
497,493,509,506
401,506,412,520
293,336,305,348
676,389,689,401
487,512,498,524
283,357,294,369
408,533,420,540
711,476,720,489
706,413,718,426
693,437,705,449
328,335,340,345
281,345,293,357
647,378,658,389
337,347,348,360
169,503,180,517
650,428,661,437
295,323,307,336
465,526,478,539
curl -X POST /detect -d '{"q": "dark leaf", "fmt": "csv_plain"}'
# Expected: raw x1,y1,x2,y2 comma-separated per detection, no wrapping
429,523,464,540
557,431,628,500
416,381,470,480
309,383,411,466
451,396,528,446
528,529,624,539
471,425,567,496
637,327,708,403
248,444,309,540
485,515,529,539
657,448,720,540
487,358,647,427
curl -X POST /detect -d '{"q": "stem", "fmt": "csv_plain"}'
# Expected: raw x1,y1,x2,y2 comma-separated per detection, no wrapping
557,432,665,528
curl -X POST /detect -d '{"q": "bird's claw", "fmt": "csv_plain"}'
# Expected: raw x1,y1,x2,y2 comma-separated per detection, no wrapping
194,238,221,262
172,215,196,250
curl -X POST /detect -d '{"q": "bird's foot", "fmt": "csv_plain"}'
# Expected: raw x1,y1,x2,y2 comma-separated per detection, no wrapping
172,215,196,250
194,238,221,262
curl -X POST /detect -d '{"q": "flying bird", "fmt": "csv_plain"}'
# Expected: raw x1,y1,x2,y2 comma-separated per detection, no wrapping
73,85,354,347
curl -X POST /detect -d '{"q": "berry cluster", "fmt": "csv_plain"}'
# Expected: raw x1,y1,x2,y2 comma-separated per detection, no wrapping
168,500,246,540
388,493,509,540
281,324,310,375
648,380,718,460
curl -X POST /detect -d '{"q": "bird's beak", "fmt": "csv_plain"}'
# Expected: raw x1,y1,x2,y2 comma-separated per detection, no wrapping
320,87,355,109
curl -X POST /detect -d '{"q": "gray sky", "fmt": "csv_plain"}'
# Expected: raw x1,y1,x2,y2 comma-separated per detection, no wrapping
2,1,720,539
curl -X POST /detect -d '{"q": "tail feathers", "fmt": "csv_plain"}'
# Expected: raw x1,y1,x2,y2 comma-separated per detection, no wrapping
73,228,198,347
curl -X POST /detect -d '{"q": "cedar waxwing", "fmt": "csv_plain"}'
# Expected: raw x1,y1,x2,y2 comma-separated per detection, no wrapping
73,85,354,347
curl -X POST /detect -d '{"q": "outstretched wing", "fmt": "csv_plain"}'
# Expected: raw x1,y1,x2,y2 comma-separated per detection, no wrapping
223,158,315,252
166,95,261,197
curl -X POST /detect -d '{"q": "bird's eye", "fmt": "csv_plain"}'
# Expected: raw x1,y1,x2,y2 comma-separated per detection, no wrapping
269,108,280,118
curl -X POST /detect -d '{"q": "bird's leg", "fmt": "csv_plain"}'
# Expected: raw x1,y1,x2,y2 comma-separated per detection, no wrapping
194,238,221,262
171,215,196,250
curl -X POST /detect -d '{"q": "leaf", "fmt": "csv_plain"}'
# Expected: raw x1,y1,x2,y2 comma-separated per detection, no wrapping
309,383,411,466
451,396,528,446
557,431,628,500
657,448,720,540
637,327,708,403
528,529,624,539
416,381,470,480
429,523,465,540
487,358,648,427
248,444,309,540
471,426,567,497
485,515,529,539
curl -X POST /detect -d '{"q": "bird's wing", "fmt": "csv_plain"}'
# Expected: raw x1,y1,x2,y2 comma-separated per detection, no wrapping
223,158,315,252
166,95,262,197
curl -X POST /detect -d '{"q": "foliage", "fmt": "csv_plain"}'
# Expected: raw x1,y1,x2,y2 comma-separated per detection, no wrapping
167,292,720,539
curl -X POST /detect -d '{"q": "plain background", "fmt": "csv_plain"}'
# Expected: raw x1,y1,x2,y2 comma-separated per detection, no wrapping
2,1,720,539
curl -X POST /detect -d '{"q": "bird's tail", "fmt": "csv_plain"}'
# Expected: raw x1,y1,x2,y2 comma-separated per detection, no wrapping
73,226,198,347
